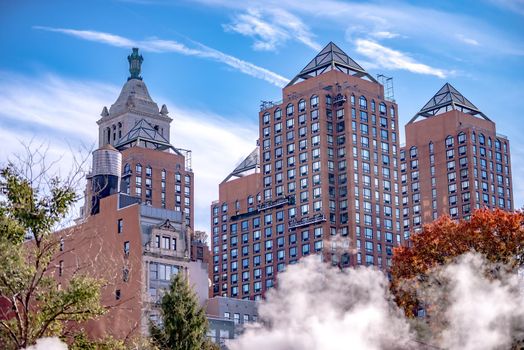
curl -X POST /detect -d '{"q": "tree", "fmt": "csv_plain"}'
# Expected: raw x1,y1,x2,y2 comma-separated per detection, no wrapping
391,208,524,318
150,272,212,350
0,156,105,348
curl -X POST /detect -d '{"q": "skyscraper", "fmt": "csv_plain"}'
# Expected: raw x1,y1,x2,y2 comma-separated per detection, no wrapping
400,83,513,234
211,42,404,300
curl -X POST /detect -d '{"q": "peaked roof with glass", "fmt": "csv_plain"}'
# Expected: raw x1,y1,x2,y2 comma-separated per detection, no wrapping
287,42,377,86
222,147,260,183
409,83,490,123
115,118,180,154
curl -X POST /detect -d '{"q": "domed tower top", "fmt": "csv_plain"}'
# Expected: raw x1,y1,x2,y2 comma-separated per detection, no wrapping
97,48,173,148
128,47,143,81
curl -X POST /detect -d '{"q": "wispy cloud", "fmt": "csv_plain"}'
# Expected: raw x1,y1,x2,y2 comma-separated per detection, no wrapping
456,34,480,46
224,8,321,51
34,26,289,87
0,71,257,232
370,31,401,39
193,0,524,56
355,39,449,78
487,0,524,15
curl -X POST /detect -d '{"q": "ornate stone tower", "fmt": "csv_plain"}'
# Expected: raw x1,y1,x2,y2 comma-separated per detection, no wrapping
82,48,194,228
97,48,172,149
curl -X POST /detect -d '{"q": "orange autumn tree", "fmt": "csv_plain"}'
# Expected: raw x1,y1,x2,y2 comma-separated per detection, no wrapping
391,208,524,317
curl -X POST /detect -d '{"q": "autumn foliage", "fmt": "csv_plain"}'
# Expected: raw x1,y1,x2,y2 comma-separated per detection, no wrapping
391,208,524,317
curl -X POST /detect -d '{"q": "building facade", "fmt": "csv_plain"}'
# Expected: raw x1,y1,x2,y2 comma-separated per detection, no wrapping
400,83,513,234
53,49,209,339
211,42,404,300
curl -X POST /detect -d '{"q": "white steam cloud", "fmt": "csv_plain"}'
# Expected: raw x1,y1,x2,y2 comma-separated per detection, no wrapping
230,253,524,350
23,337,68,350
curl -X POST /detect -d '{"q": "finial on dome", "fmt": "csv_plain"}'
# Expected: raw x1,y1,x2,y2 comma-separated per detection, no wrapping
127,48,143,81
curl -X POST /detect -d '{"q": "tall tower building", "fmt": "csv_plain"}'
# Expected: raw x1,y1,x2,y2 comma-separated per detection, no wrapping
211,43,404,300
84,48,194,228
401,83,513,234
53,49,209,339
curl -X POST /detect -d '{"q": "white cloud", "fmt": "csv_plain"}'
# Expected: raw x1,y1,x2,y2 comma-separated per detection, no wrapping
193,0,524,56
456,34,480,46
34,26,289,87
0,71,257,232
370,31,400,39
224,8,321,52
355,39,448,78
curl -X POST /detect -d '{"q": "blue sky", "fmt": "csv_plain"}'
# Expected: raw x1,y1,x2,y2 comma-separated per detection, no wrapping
0,0,523,231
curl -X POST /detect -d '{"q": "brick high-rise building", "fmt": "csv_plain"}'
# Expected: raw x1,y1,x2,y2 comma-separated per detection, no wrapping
50,49,210,339
211,42,404,300
400,83,513,234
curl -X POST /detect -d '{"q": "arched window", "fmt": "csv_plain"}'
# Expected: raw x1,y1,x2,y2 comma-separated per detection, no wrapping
445,135,454,148
350,94,355,105
146,165,152,177
161,169,166,180
286,103,294,116
263,112,270,124
118,122,122,139
112,124,116,141
274,108,282,120
379,102,387,115
359,96,367,109
429,142,434,154
503,142,508,153
298,99,306,112
123,163,131,174
106,127,111,144
458,132,466,144
185,174,191,185
310,95,319,108
410,146,418,158
471,132,476,143
371,100,376,112
495,139,501,150
488,137,492,148
479,133,485,145
222,202,228,212
390,106,396,118
136,163,142,175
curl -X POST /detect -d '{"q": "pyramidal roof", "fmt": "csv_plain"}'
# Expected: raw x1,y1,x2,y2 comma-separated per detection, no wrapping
287,42,376,86
222,147,259,183
115,118,178,153
409,83,490,123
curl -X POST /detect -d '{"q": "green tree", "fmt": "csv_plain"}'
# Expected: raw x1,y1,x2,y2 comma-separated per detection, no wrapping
150,273,212,350
0,162,105,349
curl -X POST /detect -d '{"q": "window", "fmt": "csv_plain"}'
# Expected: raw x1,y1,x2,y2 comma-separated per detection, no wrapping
286,103,294,116
124,241,130,255
310,95,319,108
115,289,121,300
117,219,123,234
445,136,454,148
359,96,367,109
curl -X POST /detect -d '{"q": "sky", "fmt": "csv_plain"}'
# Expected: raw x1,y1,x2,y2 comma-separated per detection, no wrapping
0,0,523,232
